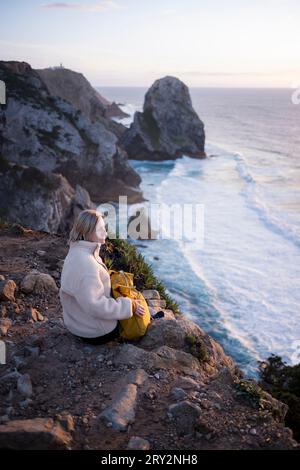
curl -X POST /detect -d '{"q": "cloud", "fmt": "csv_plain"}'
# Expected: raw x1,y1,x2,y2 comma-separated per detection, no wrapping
41,1,124,12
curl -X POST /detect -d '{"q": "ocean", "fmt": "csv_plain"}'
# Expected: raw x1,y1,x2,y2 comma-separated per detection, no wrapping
97,86,300,377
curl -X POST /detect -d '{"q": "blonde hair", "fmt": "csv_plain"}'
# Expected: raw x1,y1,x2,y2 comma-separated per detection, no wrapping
68,209,103,245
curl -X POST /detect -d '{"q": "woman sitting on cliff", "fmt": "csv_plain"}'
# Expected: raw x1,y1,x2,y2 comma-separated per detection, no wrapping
59,209,145,345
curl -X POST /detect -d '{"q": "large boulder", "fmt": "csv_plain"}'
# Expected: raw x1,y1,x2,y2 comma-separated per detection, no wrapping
0,61,143,204
138,317,237,376
99,383,138,431
119,76,206,161
21,270,58,294
0,418,72,450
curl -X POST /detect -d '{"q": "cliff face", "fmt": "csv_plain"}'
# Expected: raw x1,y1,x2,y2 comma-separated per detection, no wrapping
36,67,128,138
0,61,144,232
0,158,94,234
0,223,298,450
119,76,206,161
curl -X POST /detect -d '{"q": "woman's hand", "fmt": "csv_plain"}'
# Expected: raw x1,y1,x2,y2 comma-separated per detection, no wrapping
132,299,146,317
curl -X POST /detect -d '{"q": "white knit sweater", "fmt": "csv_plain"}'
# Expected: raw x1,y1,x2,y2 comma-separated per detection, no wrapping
59,240,133,338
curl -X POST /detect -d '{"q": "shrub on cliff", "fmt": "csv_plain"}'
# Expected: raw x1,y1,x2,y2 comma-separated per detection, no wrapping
259,355,300,441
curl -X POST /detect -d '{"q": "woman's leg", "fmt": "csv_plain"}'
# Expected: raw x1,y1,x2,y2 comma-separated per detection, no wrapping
79,324,120,345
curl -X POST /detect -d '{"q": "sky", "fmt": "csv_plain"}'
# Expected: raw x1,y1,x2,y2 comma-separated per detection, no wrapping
0,0,300,88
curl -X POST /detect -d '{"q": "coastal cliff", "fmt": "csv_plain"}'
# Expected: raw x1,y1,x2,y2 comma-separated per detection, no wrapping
36,66,128,139
0,222,298,450
0,61,144,234
0,64,299,450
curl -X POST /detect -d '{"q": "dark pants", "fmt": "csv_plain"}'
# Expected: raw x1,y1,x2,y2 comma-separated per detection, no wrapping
79,324,120,345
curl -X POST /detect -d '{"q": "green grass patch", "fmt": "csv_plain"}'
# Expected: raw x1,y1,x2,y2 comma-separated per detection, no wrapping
185,334,209,362
234,379,264,409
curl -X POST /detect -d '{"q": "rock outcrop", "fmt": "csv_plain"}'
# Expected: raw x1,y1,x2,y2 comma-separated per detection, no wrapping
0,418,72,450
119,76,206,161
0,61,143,215
37,66,128,139
0,158,93,233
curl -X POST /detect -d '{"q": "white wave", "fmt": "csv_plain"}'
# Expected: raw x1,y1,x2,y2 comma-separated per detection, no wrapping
232,151,300,249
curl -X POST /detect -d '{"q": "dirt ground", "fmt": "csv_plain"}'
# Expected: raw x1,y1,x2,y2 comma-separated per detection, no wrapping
0,224,298,450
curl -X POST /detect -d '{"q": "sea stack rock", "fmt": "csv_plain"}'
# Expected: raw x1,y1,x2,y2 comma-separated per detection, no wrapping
119,76,206,161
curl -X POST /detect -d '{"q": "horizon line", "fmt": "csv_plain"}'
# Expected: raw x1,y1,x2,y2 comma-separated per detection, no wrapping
95,85,296,90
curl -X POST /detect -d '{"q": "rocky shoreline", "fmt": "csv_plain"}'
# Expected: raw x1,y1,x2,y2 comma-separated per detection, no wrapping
0,223,298,450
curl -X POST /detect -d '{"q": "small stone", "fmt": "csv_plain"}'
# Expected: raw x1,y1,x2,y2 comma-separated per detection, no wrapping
24,346,40,357
19,398,33,409
36,250,46,257
172,376,204,391
26,307,44,322
17,374,33,398
96,354,105,362
57,414,75,433
0,318,12,336
13,355,27,368
145,388,157,400
171,387,187,401
168,401,202,436
0,279,17,302
0,305,7,318
0,415,9,424
127,436,150,450
200,399,211,410
141,290,161,300
21,272,58,295
162,310,176,320
250,428,257,436
147,299,167,308
12,302,21,314
5,407,14,416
